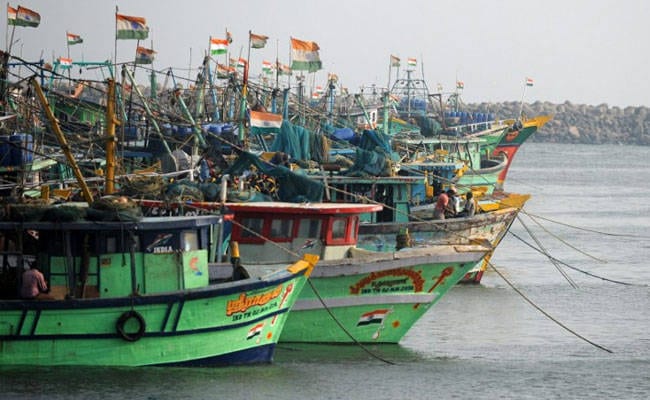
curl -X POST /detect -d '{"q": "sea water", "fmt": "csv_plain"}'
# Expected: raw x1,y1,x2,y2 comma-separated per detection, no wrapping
2,143,649,400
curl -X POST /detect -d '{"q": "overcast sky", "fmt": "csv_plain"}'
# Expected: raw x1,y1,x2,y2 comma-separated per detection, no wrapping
5,0,650,107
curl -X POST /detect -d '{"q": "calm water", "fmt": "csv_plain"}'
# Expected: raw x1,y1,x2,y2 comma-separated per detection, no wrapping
2,143,650,400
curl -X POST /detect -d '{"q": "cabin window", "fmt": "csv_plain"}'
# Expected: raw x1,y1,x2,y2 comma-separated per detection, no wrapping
270,218,293,240
331,218,347,240
348,217,358,241
182,231,199,251
240,217,264,238
298,218,321,238
106,236,117,253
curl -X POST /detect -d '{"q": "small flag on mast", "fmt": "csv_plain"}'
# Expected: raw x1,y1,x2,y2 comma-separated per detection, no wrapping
135,46,156,64
210,38,228,55
67,32,83,45
456,81,464,89
291,37,322,72
116,13,149,40
526,77,534,87
250,32,268,49
407,57,417,68
8,5,40,27
59,57,73,69
390,55,400,67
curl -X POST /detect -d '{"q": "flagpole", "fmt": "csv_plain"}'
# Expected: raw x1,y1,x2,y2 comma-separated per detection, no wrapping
5,2,9,52
114,6,118,76
518,78,528,121
275,38,279,90
387,56,391,93
246,30,252,83
66,31,71,87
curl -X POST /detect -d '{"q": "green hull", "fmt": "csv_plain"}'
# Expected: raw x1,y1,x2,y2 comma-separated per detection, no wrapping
0,267,309,366
279,246,487,343
0,214,315,366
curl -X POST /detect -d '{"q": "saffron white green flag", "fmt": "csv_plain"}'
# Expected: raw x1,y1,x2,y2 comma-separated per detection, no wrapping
116,13,149,40
8,5,40,27
210,38,228,55
291,37,322,73
67,32,83,45
250,111,282,135
250,33,268,49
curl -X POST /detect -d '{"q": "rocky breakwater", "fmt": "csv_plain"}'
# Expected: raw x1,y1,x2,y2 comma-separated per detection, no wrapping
464,101,650,145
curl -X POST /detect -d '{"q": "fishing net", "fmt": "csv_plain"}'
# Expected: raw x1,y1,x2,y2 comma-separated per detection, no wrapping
120,175,164,198
270,120,312,161
42,205,87,222
5,201,49,222
87,196,143,222
225,151,324,202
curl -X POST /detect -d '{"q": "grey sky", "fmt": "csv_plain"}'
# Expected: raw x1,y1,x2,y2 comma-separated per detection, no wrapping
6,0,650,107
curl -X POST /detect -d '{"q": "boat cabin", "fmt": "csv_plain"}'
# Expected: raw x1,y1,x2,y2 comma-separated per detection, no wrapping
0,214,224,300
226,202,382,264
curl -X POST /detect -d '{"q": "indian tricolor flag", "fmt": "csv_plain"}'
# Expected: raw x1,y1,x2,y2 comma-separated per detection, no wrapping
291,37,322,73
216,63,232,79
135,46,156,64
59,57,72,69
526,77,534,87
456,81,464,89
67,32,83,45
262,60,273,74
390,54,400,67
210,37,228,56
277,62,292,76
407,57,417,68
250,111,282,136
8,5,40,27
116,13,148,40
246,322,265,339
250,32,268,49
356,309,390,326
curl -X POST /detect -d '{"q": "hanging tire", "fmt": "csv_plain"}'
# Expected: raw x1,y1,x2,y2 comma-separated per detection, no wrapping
116,310,146,342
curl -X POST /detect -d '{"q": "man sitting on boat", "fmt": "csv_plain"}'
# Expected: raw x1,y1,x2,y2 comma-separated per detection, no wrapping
20,264,49,299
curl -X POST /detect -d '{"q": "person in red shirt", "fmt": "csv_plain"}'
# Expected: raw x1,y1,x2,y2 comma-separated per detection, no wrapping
20,265,49,299
433,191,449,220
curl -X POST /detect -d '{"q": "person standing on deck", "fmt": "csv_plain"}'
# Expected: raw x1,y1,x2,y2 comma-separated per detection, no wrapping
457,191,477,218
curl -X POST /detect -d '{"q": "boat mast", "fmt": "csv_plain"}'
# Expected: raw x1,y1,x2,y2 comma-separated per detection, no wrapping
30,77,94,203
105,78,118,194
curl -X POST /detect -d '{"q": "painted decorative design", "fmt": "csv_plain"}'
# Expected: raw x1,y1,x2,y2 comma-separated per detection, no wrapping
226,285,283,317
349,268,425,295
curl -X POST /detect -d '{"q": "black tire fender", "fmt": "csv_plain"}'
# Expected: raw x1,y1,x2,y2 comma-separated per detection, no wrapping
116,310,146,342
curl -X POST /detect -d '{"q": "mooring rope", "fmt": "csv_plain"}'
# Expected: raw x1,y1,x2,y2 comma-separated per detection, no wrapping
524,211,650,239
516,215,579,288
488,261,613,353
520,209,608,263
508,231,644,287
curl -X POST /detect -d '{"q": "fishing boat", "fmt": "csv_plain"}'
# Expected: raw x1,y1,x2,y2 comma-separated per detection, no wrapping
223,201,489,343
493,115,553,191
0,204,316,366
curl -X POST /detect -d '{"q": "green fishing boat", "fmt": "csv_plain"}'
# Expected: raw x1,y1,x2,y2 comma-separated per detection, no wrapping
224,202,489,343
493,115,553,191
0,208,316,366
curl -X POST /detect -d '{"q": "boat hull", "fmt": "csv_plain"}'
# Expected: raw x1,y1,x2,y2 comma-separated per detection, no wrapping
277,246,487,343
357,194,530,284
493,115,552,191
0,266,310,366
